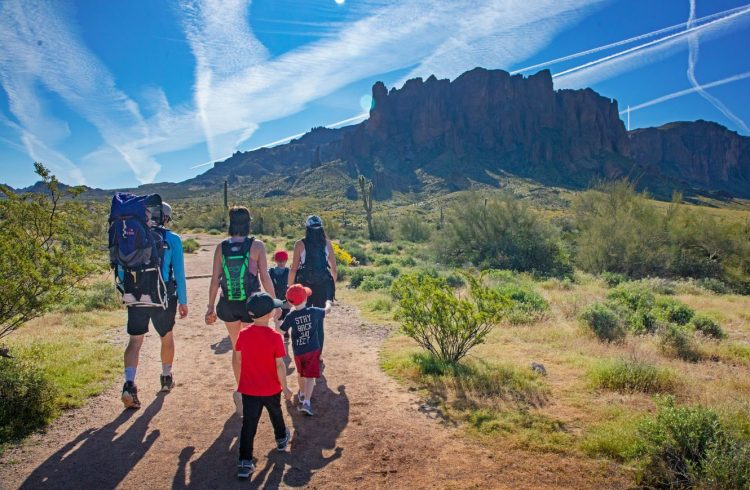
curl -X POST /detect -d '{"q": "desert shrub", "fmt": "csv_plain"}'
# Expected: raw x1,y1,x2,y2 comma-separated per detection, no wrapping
659,323,701,362
397,213,432,242
374,255,393,266
371,217,392,242
691,315,725,340
391,272,509,363
399,256,417,267
382,265,401,278
697,277,731,295
601,271,627,287
336,265,349,282
636,397,750,489
348,268,375,289
0,357,58,443
444,271,465,289
573,181,750,290
366,297,393,313
606,282,658,333
360,274,394,292
638,278,677,295
331,242,357,266
436,193,572,278
60,280,121,313
182,238,200,254
493,282,549,325
652,297,694,326
580,302,626,342
342,241,369,265
588,357,677,394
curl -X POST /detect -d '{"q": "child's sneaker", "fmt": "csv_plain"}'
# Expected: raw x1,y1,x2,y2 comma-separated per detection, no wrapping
300,402,313,416
237,459,255,479
160,374,174,393
121,381,141,409
122,293,137,304
276,428,291,452
139,294,153,304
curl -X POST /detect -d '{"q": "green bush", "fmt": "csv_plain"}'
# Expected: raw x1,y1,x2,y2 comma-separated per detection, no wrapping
348,268,375,289
659,323,701,362
182,238,200,254
588,358,677,394
601,271,627,287
652,297,694,326
0,357,58,443
397,213,432,242
60,280,121,313
493,282,549,325
371,217,392,242
691,315,725,340
580,302,626,342
392,272,509,363
342,241,369,265
382,265,401,278
436,193,572,278
366,297,393,313
606,282,658,333
696,277,731,295
360,274,393,291
636,397,750,489
444,271,466,289
374,255,393,266
399,256,417,267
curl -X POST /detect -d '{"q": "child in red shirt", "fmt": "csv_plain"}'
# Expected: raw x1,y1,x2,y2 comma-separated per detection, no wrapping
235,292,293,480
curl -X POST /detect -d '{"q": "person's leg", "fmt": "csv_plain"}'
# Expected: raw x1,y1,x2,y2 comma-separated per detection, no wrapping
124,334,145,378
239,395,263,461
224,321,243,384
160,331,175,370
263,393,287,441
303,377,315,402
153,298,177,377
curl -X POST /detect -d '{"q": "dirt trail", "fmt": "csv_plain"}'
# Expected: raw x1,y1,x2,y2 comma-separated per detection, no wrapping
0,236,626,489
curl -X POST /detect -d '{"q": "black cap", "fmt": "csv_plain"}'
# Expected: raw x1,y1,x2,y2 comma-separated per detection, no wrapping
246,292,283,318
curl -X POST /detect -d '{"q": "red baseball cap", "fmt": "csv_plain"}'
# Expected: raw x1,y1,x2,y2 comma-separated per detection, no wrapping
273,250,289,262
286,284,312,306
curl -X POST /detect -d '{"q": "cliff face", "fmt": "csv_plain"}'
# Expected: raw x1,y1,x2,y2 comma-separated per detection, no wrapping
629,121,750,197
341,68,632,192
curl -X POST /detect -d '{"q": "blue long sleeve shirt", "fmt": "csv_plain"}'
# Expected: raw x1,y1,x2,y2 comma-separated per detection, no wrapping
117,228,188,305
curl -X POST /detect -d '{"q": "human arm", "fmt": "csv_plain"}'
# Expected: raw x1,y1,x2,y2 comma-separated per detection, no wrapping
289,240,303,284
255,241,276,299
168,233,189,318
326,239,337,282
276,358,292,400
205,244,222,325
323,300,332,314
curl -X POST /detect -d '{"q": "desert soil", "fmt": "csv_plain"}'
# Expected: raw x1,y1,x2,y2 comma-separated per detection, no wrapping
0,235,627,489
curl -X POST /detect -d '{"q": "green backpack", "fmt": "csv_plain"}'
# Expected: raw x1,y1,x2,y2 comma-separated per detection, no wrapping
220,237,260,301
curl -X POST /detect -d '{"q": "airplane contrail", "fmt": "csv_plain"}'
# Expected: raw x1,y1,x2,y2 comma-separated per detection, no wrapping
551,4,750,79
686,0,750,133
512,3,750,75
189,112,369,169
620,71,750,114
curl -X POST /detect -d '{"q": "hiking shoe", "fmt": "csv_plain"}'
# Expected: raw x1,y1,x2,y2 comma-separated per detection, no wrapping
237,459,255,480
122,293,137,304
300,402,313,416
121,381,141,409
233,391,243,417
160,374,174,393
276,428,291,452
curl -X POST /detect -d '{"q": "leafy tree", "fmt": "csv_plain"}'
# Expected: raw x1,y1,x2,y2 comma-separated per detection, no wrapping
397,212,432,242
391,272,509,363
436,193,571,277
0,164,97,346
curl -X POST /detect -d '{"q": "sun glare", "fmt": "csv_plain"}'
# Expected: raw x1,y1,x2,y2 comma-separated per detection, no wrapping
334,0,345,5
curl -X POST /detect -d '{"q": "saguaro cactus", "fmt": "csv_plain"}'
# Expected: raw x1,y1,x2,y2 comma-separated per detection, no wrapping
358,175,374,240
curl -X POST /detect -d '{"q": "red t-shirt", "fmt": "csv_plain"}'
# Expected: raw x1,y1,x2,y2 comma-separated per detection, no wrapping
235,325,286,396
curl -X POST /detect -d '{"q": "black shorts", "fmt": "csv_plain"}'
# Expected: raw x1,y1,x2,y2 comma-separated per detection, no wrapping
217,296,252,324
127,295,177,337
303,278,334,308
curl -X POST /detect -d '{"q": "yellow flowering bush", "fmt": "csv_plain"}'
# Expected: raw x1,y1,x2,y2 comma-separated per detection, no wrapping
332,242,358,266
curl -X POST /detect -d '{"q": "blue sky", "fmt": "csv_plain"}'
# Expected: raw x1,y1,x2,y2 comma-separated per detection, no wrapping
1,0,749,189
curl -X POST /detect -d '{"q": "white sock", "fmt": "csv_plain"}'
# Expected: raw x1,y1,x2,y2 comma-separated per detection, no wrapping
162,364,172,376
125,367,137,383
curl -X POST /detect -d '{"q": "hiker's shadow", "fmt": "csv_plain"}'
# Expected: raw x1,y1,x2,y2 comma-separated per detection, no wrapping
19,395,165,489
284,377,348,487
173,377,348,489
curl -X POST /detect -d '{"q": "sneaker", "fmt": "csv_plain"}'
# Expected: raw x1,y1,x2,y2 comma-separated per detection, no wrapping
237,459,255,480
297,391,305,405
139,294,153,304
122,293,137,304
160,374,174,393
121,381,141,409
233,391,243,417
276,428,291,452
300,402,313,416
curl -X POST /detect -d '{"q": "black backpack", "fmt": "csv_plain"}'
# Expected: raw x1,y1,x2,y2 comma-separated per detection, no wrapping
298,238,331,285
220,237,260,302
269,267,289,300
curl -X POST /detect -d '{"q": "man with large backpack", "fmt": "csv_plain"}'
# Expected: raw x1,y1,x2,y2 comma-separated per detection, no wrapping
109,194,188,409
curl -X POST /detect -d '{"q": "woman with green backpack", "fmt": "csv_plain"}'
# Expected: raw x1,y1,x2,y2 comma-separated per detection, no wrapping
205,206,279,415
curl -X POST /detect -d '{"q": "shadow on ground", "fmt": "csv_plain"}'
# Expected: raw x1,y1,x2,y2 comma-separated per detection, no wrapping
19,395,165,489
173,376,348,489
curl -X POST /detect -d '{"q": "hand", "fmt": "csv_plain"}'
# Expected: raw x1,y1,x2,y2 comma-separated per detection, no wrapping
178,304,189,319
283,387,293,401
205,305,217,325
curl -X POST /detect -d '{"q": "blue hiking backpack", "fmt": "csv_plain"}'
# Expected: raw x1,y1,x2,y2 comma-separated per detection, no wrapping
108,192,167,308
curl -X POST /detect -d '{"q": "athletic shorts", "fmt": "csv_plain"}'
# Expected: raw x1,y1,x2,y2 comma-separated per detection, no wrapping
303,278,334,308
127,295,177,337
216,296,252,324
294,349,321,378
